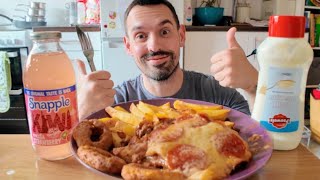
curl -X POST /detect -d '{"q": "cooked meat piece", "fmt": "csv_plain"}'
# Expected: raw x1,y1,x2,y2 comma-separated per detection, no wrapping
112,141,147,163
122,163,186,180
136,120,154,138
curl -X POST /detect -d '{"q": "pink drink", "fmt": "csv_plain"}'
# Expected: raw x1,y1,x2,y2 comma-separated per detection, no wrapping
24,32,78,160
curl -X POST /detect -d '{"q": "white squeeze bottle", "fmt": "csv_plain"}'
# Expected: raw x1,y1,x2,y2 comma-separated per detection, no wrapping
23,31,79,160
252,16,313,150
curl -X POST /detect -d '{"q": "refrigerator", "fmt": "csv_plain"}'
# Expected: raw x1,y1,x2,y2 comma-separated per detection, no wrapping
100,0,185,86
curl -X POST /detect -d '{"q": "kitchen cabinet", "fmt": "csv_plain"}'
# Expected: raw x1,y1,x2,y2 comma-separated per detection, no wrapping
60,32,102,74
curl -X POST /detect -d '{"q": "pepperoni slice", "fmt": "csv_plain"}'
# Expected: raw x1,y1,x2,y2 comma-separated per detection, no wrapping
212,133,246,158
148,126,183,143
167,144,208,170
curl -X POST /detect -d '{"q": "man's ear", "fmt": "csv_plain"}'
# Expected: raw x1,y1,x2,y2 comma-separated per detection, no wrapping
123,36,132,55
178,25,186,47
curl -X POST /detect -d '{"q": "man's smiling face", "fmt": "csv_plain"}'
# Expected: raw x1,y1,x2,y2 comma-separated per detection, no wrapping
124,4,185,81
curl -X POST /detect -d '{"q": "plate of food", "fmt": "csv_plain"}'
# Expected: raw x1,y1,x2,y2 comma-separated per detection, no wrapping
71,98,272,180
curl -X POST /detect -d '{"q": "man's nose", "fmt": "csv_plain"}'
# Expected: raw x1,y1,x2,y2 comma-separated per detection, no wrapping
147,34,162,52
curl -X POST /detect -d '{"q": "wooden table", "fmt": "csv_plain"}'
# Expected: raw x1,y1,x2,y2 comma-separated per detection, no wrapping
1,135,320,179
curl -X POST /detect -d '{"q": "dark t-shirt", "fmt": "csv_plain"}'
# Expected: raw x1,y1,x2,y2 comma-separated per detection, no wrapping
114,71,250,115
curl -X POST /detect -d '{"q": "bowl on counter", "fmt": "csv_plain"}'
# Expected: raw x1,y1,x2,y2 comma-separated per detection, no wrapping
195,7,224,25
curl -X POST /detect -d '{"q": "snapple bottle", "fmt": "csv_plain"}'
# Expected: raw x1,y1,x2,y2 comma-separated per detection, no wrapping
24,31,79,160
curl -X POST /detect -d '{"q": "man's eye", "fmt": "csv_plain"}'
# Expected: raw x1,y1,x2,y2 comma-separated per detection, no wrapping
161,29,170,36
135,33,146,40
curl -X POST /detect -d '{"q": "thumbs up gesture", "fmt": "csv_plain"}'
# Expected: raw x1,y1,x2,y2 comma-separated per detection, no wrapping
210,27,258,93
76,60,116,120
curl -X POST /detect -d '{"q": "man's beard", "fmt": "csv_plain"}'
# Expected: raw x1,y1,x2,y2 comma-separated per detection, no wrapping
139,50,179,81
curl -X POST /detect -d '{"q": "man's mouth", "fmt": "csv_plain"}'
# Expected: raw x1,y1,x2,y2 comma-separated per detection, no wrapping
147,55,170,65
147,54,169,61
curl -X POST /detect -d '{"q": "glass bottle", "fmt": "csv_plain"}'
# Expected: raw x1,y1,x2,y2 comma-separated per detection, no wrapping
23,31,79,160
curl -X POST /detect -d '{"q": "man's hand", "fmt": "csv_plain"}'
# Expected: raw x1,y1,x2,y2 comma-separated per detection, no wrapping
210,27,258,93
76,60,115,120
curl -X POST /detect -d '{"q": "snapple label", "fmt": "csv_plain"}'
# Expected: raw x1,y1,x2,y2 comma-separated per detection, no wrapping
24,85,78,146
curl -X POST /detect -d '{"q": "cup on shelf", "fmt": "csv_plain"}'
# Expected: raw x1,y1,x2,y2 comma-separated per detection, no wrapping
65,1,78,25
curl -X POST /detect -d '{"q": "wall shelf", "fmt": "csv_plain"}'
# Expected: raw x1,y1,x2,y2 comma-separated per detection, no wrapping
305,6,320,10
307,85,318,88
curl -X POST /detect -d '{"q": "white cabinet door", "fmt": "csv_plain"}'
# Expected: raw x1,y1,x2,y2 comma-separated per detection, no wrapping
247,32,268,71
60,32,102,73
184,31,250,75
60,32,101,51
66,50,102,74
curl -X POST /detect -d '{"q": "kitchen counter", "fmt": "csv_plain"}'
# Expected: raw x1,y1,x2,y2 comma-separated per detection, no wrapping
1,135,320,179
32,25,101,32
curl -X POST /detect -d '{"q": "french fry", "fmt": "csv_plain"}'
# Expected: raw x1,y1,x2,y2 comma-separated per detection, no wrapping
136,102,159,123
224,121,235,129
137,101,155,114
111,132,123,148
114,106,128,112
155,108,181,119
139,101,180,119
196,109,230,121
105,106,142,127
160,102,171,110
99,116,135,137
142,101,171,111
130,103,155,122
110,120,136,137
173,100,222,111
98,117,113,123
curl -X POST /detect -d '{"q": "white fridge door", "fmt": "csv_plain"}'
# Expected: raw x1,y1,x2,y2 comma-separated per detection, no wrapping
100,0,184,39
102,41,140,86
101,0,134,39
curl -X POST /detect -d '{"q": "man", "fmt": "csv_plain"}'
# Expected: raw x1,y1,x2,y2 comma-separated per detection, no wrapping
77,0,258,120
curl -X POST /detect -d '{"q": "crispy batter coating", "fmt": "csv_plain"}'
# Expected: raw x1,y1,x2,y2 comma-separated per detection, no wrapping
72,119,113,150
121,163,186,180
77,145,126,174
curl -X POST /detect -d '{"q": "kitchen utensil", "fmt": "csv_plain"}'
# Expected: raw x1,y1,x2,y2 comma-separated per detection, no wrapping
17,1,46,9
71,98,273,180
246,49,256,57
0,14,46,29
75,25,96,71
13,15,45,22
15,7,46,17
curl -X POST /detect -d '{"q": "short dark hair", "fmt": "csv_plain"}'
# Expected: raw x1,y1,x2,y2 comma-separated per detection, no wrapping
124,0,180,34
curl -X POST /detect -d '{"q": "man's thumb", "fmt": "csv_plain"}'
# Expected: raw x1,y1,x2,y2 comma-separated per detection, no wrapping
227,27,240,49
76,59,87,76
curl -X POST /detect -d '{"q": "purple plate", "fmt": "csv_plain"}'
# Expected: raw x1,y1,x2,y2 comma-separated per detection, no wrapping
71,98,273,180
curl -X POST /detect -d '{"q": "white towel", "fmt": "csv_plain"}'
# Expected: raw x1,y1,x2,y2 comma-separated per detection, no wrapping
0,51,11,113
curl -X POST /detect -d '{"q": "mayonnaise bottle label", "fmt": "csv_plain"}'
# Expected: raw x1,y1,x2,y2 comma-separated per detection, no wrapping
24,85,78,146
260,67,302,132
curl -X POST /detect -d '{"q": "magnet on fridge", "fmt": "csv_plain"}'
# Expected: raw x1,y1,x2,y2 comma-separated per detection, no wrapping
109,11,117,19
109,21,116,29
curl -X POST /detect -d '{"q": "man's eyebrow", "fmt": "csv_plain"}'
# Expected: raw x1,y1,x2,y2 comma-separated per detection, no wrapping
159,19,174,26
131,19,174,32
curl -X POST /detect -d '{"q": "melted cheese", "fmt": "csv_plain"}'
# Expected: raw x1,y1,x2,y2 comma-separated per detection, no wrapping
146,116,251,179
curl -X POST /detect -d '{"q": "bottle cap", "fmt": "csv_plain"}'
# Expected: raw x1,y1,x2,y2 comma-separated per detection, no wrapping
268,16,305,38
30,31,62,40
